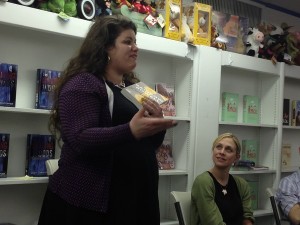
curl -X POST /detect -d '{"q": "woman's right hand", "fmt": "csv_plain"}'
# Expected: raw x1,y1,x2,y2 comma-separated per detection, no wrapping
129,107,177,140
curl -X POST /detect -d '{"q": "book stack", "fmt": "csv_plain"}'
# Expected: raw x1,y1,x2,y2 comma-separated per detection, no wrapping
155,83,176,116
243,95,260,124
156,139,175,170
35,68,62,110
0,62,18,107
221,92,239,122
0,133,9,178
26,134,56,177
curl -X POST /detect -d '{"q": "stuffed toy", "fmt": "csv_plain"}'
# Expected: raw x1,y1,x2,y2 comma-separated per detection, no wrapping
96,0,112,16
211,24,226,50
181,14,193,43
38,0,77,17
246,27,264,57
168,2,180,33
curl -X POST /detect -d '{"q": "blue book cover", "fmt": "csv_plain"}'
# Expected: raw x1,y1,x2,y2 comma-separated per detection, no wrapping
0,62,17,107
35,69,61,110
26,134,55,177
0,133,10,178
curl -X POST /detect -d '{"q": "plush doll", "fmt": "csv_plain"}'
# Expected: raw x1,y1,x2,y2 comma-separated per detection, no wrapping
38,0,77,17
168,2,180,33
246,27,264,57
211,24,226,50
181,14,193,43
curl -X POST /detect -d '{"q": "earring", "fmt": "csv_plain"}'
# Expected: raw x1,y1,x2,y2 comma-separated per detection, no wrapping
108,56,111,61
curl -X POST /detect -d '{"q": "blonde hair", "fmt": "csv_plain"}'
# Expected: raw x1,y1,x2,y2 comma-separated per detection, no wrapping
212,133,241,155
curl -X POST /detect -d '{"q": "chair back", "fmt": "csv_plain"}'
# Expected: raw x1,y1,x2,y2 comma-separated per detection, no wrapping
45,159,59,175
170,191,191,225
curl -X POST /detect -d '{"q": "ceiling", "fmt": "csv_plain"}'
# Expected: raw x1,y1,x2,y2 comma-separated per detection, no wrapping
250,0,300,17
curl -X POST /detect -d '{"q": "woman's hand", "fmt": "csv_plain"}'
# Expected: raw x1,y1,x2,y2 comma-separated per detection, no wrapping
129,107,176,140
141,97,164,118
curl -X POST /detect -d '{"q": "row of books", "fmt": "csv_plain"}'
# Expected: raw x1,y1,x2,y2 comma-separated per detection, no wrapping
0,133,56,178
221,92,260,124
283,98,300,126
0,62,61,110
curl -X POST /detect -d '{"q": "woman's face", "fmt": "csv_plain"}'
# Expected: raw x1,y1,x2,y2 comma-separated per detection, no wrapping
212,137,240,168
107,29,138,74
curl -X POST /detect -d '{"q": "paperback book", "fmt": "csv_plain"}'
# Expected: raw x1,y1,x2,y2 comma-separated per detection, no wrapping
0,62,17,107
26,134,55,177
243,95,260,124
221,92,239,122
35,68,61,110
283,98,290,125
241,139,259,165
291,100,300,126
155,83,176,116
121,82,168,109
156,139,175,170
0,133,9,178
247,180,258,210
281,144,291,170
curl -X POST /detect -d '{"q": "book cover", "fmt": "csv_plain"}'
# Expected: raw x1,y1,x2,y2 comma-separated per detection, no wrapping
283,98,290,125
35,68,61,110
0,62,17,107
247,180,258,210
156,139,175,170
211,11,249,54
0,133,10,178
291,100,300,126
26,134,55,177
221,92,239,122
242,139,259,165
121,81,168,109
155,83,176,116
281,144,291,169
243,95,260,124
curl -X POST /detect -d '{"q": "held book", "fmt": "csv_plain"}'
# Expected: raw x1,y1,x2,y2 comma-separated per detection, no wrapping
0,62,17,107
241,139,259,165
155,82,176,116
26,134,56,177
221,92,239,122
35,68,62,110
283,98,290,125
156,139,175,170
121,82,168,109
291,100,300,126
0,133,9,178
243,95,260,124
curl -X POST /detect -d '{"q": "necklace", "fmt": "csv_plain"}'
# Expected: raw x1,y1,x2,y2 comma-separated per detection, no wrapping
222,188,227,195
114,81,125,89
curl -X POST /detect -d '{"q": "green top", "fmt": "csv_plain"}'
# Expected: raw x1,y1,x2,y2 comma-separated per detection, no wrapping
191,171,255,225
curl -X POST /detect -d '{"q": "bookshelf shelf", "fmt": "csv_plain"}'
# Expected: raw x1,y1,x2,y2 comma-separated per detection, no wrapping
0,176,48,185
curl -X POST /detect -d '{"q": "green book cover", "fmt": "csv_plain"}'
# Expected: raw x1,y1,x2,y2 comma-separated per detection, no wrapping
247,180,258,210
243,95,260,124
242,139,259,164
221,92,239,122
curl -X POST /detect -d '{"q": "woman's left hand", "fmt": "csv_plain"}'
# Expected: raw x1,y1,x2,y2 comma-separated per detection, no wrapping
141,97,164,118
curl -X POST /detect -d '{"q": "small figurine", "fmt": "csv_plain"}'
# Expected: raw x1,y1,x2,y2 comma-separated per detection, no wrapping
246,27,264,57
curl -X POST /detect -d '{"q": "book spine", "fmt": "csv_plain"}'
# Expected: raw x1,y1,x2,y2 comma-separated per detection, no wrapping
282,98,290,125
292,100,296,126
0,133,10,178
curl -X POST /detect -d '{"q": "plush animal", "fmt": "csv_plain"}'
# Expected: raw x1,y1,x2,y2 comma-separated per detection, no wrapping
246,27,264,57
211,24,226,50
38,0,77,17
181,14,193,43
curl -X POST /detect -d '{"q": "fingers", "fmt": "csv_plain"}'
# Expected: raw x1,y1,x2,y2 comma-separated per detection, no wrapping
142,98,163,118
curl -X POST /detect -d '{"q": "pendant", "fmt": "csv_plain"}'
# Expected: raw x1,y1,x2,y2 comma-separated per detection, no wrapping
222,189,227,195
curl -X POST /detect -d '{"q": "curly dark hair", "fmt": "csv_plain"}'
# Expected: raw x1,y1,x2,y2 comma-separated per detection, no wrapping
49,15,139,145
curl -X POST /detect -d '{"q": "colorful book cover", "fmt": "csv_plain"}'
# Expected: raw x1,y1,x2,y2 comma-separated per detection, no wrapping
211,11,249,54
247,180,258,210
35,68,61,110
0,62,17,107
291,100,300,126
156,139,175,170
26,134,55,177
243,95,260,124
281,144,291,169
283,98,290,125
221,92,239,122
0,133,10,178
242,139,259,165
155,83,176,116
121,81,168,109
